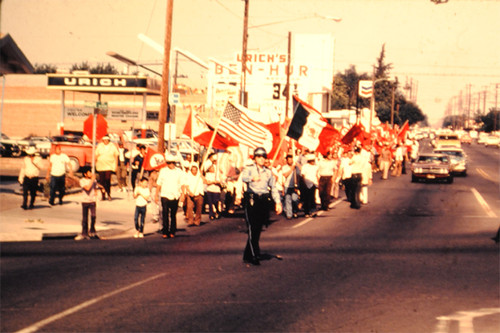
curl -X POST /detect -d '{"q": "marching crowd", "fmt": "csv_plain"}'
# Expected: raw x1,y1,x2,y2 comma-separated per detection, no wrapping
18,135,419,262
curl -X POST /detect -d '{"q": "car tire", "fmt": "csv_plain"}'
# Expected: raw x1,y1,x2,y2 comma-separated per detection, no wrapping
411,175,417,183
11,150,22,157
447,176,454,184
68,157,81,173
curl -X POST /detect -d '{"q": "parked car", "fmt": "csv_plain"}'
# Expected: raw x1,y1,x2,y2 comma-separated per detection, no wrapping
17,136,52,158
0,133,22,157
50,134,84,144
433,147,467,176
484,135,500,148
411,153,453,184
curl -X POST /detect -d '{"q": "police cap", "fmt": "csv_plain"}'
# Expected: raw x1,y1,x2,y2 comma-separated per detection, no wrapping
253,147,267,159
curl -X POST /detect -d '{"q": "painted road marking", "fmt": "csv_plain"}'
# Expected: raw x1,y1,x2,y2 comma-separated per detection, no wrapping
434,307,500,333
471,187,497,218
476,168,497,183
292,198,343,229
15,273,167,333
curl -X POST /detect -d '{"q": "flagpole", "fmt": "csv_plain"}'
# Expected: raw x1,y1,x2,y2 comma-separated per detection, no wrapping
270,108,295,165
199,102,226,173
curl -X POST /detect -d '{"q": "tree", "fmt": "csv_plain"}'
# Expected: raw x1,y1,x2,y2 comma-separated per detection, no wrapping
331,65,369,110
33,63,57,74
374,44,393,80
476,109,500,132
70,62,118,74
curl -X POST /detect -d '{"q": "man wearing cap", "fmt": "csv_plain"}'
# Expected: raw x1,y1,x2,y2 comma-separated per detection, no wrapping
241,147,282,266
155,154,185,238
18,147,42,209
95,135,119,200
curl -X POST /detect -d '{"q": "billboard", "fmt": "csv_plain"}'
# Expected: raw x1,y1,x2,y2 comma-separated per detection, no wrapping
207,34,335,123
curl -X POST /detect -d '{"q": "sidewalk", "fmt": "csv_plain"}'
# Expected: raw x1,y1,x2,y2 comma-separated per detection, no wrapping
0,188,188,242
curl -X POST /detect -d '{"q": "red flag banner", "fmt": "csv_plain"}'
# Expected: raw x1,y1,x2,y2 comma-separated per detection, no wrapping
142,147,167,171
397,120,409,142
286,96,340,155
341,124,363,145
182,110,238,150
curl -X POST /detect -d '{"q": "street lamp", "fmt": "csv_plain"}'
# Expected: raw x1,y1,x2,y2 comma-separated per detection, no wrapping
106,51,162,77
369,72,397,132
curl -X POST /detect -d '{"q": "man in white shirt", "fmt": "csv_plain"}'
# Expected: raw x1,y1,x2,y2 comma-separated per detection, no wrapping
184,164,205,226
155,154,185,238
95,135,119,200
19,147,42,209
301,154,319,217
46,145,72,205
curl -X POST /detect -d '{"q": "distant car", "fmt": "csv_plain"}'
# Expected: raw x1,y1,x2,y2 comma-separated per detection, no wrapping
484,135,500,148
460,133,472,145
411,153,453,184
17,136,52,158
434,134,461,149
0,133,22,157
168,139,200,162
433,147,467,176
477,132,489,145
50,135,84,144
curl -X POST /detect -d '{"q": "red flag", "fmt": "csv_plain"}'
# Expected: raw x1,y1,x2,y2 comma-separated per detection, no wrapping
397,120,409,142
341,124,363,145
142,147,167,171
182,110,238,150
83,114,107,141
286,96,341,155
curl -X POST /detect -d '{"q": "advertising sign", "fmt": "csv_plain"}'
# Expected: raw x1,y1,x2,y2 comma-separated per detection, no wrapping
207,34,334,120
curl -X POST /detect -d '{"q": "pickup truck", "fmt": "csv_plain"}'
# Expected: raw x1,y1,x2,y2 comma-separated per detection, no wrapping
50,141,93,173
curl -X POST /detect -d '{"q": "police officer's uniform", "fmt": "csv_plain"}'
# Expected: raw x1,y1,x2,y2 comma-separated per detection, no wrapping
241,147,281,265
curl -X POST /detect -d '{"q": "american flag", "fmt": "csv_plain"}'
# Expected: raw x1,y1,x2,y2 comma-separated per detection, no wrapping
218,102,269,149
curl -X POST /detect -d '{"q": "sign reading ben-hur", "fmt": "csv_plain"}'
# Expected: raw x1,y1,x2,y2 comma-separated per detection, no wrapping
47,73,161,123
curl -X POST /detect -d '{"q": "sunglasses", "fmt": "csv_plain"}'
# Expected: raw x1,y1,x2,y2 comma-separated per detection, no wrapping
254,154,267,158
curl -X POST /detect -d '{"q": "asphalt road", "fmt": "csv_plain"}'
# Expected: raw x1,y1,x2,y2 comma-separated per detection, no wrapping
1,141,499,333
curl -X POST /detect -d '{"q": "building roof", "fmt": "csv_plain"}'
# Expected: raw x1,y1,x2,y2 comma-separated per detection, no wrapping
0,34,34,74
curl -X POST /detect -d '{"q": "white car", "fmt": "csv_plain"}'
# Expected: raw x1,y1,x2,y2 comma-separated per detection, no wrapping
484,135,500,148
433,147,467,176
17,136,52,157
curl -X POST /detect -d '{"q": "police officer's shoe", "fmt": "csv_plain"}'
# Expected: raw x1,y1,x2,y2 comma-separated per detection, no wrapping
243,258,260,266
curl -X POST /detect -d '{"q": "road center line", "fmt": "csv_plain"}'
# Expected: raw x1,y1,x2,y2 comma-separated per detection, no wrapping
292,198,343,229
15,273,167,333
470,187,497,218
476,167,496,182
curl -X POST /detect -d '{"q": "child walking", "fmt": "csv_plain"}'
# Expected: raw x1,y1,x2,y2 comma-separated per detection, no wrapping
133,177,150,238
75,166,102,240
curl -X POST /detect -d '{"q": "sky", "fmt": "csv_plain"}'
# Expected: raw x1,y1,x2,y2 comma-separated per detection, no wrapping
1,0,500,127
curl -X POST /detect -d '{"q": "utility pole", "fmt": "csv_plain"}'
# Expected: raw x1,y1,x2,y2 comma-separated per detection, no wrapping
285,31,292,119
158,0,173,154
240,0,249,107
390,82,395,127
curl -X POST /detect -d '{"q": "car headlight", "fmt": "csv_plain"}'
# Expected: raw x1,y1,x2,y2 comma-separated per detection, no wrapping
413,167,423,173
439,168,448,174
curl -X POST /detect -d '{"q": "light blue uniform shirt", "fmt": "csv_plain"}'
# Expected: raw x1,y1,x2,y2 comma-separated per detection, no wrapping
241,163,281,204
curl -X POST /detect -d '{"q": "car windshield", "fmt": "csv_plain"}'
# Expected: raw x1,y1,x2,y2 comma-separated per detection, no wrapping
436,151,463,158
417,156,449,163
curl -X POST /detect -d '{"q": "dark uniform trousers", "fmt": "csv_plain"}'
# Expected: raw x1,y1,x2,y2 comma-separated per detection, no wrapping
243,193,270,261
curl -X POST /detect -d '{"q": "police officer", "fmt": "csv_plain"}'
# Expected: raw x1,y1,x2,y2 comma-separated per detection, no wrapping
241,147,283,265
